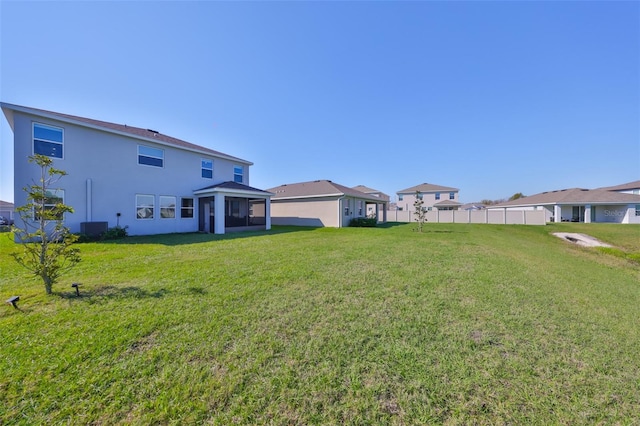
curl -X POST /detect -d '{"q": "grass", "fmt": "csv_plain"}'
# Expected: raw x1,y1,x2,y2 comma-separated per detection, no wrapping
1,222,639,424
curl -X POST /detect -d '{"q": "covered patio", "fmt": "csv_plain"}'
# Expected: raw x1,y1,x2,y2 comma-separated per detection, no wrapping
193,182,273,234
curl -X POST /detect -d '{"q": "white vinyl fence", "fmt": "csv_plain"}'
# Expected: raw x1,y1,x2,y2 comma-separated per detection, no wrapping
385,209,546,225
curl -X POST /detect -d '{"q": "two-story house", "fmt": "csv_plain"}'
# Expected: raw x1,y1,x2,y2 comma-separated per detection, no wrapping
2,103,272,236
396,183,461,212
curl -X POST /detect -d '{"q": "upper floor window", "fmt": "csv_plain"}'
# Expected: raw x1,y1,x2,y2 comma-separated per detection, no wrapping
417,193,423,200
33,123,63,158
398,195,403,201
435,193,441,200
138,145,164,167
234,165,244,183
449,192,455,200
202,159,213,179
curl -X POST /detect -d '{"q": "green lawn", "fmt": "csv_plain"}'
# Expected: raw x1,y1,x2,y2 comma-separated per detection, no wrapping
1,223,639,424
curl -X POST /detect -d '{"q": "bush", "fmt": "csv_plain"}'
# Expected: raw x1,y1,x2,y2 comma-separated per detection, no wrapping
349,217,377,227
76,225,128,242
103,225,128,240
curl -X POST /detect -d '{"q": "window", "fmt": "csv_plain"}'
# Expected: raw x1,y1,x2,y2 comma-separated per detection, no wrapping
201,159,213,179
449,192,455,200
138,145,164,167
636,205,640,217
136,194,155,219
35,189,64,220
435,193,441,200
398,195,403,201
344,199,351,216
160,196,176,218
234,165,244,183
358,200,363,216
417,193,423,200
181,198,194,218
33,123,63,158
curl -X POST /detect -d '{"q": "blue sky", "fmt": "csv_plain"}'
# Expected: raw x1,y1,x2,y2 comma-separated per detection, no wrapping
1,1,638,204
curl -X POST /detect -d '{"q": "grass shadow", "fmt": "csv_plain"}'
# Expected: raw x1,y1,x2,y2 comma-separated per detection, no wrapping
56,285,169,301
96,225,320,246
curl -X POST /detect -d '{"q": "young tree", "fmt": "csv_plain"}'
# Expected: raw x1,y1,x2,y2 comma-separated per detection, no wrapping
413,191,427,232
12,155,81,295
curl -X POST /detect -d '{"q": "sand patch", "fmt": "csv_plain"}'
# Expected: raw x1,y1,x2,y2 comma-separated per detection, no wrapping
552,233,613,248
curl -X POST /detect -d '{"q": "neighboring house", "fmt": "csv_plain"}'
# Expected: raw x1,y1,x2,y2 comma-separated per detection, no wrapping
2,102,272,236
396,183,461,212
487,186,640,224
597,180,640,195
351,185,390,216
268,180,388,227
0,200,14,223
460,203,486,211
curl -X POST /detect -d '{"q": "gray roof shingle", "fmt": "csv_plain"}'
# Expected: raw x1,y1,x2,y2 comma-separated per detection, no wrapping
492,188,640,207
397,183,459,194
269,180,384,202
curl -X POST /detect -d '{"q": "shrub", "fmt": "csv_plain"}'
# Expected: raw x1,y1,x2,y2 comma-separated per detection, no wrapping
349,217,377,227
102,225,128,240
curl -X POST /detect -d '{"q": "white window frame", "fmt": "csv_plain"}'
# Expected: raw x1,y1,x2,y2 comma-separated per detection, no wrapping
435,193,441,200
159,196,176,219
201,159,213,179
344,199,351,216
33,122,64,159
35,189,65,221
449,192,455,200
233,165,244,183
181,198,194,218
138,145,164,168
136,194,155,220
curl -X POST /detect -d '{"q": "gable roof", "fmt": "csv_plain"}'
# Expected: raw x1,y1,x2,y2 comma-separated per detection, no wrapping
351,185,390,201
492,188,640,207
596,180,640,192
0,200,14,208
434,200,463,207
195,181,272,195
1,102,252,165
397,183,459,194
268,180,384,202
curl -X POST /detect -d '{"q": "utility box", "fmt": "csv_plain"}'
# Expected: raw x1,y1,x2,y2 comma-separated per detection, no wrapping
80,222,108,237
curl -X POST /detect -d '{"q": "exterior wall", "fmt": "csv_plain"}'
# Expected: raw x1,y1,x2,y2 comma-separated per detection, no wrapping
595,204,639,224
12,111,248,235
396,191,459,211
340,196,369,227
491,204,639,224
271,198,339,227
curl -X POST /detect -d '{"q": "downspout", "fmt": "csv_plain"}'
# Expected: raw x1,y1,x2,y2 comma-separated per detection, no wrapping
337,196,345,228
86,179,92,222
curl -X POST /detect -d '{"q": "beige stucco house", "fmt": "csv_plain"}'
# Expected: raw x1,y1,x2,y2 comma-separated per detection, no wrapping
396,183,461,212
268,180,388,227
488,183,640,224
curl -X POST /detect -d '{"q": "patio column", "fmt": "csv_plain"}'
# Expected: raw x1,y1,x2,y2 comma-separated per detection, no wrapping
265,197,271,230
584,204,592,223
554,205,561,223
214,194,225,234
